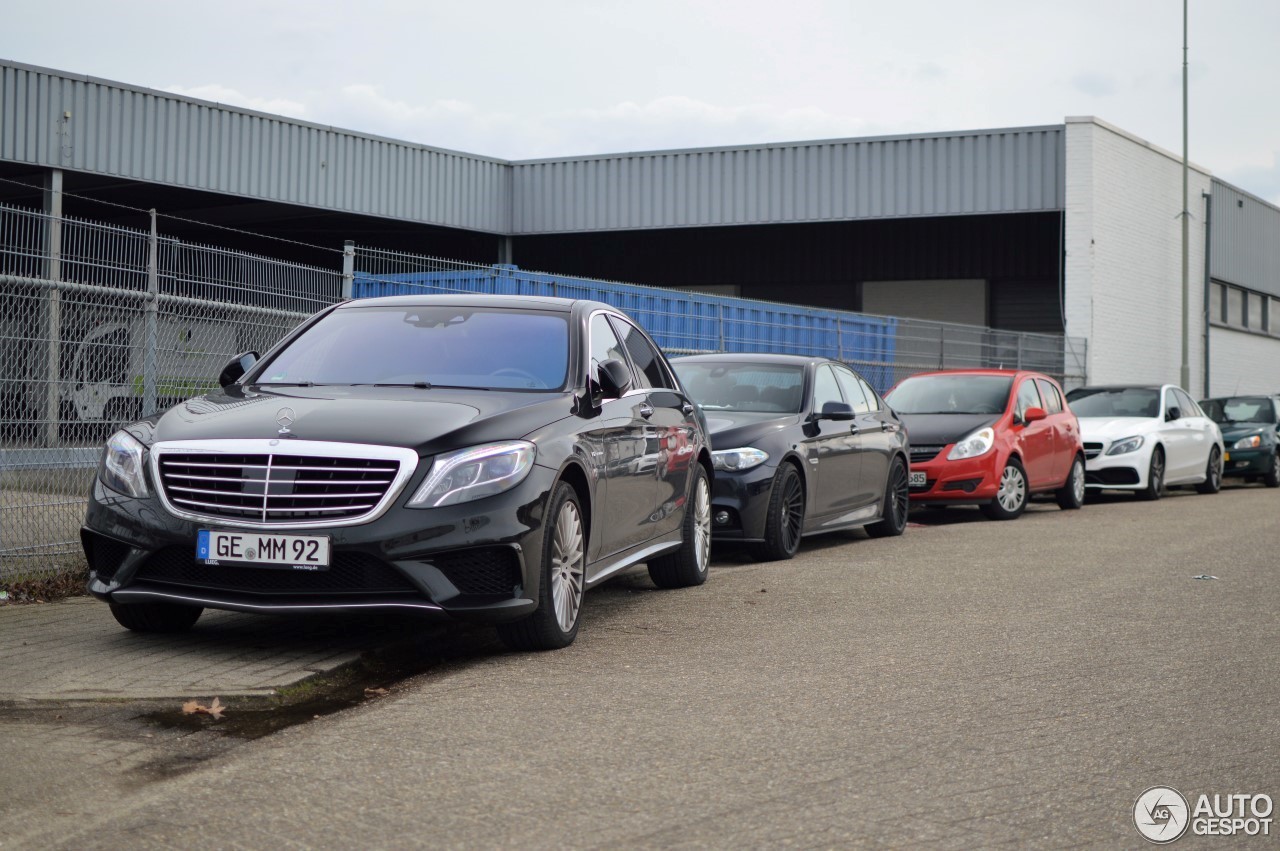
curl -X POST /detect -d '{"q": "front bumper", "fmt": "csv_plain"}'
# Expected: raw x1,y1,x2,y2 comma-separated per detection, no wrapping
82,463,558,623
708,462,778,542
1082,445,1148,490
1222,447,1272,477
907,449,996,504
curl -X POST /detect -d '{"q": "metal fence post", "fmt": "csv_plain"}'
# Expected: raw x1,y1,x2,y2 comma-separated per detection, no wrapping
718,302,725,352
43,170,63,446
341,240,355,299
142,209,159,417
1016,335,1023,371
938,327,946,368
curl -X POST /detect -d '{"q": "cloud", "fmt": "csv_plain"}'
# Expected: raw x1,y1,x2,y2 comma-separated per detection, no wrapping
1071,73,1117,97
162,84,308,120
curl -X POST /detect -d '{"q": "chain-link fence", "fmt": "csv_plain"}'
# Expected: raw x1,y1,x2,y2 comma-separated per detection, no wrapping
1,202,1086,584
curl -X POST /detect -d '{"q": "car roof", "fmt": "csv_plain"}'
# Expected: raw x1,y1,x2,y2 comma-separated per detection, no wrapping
671,353,825,366
900,368,1049,380
335,294,601,312
1070,384,1165,392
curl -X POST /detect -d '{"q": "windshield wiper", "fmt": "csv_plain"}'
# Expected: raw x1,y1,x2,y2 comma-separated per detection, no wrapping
258,381,314,387
370,381,432,389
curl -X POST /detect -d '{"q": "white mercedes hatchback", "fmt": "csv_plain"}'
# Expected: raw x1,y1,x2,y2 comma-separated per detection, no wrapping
1064,384,1224,500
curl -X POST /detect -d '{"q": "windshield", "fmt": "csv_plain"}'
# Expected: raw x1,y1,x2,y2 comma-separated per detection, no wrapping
884,375,1012,415
1200,396,1276,425
1065,387,1160,418
255,306,570,391
673,363,805,413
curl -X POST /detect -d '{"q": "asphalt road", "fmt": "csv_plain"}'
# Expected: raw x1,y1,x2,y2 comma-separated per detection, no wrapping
5,483,1279,848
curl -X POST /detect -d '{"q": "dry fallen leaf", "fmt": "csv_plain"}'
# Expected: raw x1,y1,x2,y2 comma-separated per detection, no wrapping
364,687,389,698
181,697,226,720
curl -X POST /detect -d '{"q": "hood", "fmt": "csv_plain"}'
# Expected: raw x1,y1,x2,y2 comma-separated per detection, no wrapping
1217,422,1277,443
702,410,801,451
145,385,574,455
1076,416,1157,441
896,413,1000,447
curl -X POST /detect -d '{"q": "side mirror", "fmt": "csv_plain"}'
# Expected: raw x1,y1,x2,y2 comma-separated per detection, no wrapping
1165,406,1181,422
818,401,856,421
218,351,259,388
1023,406,1047,423
597,359,632,400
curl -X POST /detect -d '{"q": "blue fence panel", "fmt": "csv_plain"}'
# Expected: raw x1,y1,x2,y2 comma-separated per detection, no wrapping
351,265,899,392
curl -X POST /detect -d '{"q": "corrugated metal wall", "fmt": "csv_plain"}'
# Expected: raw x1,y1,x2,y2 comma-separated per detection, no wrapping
510,128,1065,233
1210,178,1280,298
0,61,512,234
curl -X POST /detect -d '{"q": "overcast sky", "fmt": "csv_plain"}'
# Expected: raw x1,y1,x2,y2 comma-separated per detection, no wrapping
4,0,1279,202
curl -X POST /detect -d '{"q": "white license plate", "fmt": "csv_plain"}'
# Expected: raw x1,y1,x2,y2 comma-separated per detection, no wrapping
197,530,330,570
909,471,927,487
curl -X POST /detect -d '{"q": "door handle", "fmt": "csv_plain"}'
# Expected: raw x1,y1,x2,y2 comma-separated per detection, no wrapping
639,403,654,419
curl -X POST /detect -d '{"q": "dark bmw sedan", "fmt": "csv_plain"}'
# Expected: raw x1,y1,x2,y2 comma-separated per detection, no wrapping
671,354,910,561
82,295,713,651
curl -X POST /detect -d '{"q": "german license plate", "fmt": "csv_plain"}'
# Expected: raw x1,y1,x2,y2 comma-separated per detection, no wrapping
909,471,927,487
197,530,330,570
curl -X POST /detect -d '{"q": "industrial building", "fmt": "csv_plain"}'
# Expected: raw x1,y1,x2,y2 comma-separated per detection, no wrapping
2,58,1278,396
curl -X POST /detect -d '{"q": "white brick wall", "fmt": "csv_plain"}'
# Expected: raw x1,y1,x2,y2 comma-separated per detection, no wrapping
1208,327,1280,397
1064,117,1212,396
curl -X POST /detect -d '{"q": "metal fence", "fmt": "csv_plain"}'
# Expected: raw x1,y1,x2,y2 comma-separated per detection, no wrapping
1,202,1086,583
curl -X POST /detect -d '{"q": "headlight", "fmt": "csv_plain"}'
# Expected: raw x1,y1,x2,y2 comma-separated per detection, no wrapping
1234,434,1262,449
1106,435,1144,456
408,441,535,508
947,428,994,461
99,430,149,498
711,447,769,471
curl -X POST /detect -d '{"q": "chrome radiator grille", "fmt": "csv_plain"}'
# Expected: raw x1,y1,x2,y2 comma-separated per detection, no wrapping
153,441,416,527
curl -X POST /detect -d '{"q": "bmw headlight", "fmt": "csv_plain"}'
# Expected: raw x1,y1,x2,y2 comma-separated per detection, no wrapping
947,428,994,461
1234,434,1262,449
408,441,535,508
1106,435,1144,456
711,447,769,472
99,430,149,498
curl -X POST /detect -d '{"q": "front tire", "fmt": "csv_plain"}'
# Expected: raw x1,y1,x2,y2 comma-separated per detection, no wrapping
108,601,203,633
752,463,805,561
1264,452,1280,488
1055,455,1086,510
865,455,909,538
1195,446,1223,494
648,465,711,589
497,482,586,651
1136,447,1165,501
981,458,1028,520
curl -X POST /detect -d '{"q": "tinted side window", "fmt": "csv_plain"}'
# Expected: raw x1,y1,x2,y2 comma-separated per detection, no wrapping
1035,379,1063,414
833,366,871,413
1016,379,1043,419
814,365,844,413
612,318,673,390
857,376,882,411
1173,388,1198,417
589,314,630,385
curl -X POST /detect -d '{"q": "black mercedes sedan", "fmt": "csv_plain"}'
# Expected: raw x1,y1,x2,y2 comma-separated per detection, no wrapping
671,354,910,561
82,295,712,651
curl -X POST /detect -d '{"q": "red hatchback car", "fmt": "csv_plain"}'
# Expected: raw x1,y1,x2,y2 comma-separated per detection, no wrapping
884,370,1086,520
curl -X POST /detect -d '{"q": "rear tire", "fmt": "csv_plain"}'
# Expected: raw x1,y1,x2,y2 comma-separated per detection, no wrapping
497,482,586,651
1195,446,1223,494
1136,447,1165,501
751,463,805,561
108,601,203,633
648,465,711,589
865,455,910,538
1055,455,1086,510
1264,452,1280,488
981,458,1028,520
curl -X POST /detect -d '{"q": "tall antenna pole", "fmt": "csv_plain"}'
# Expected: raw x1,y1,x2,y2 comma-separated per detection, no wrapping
1180,0,1191,391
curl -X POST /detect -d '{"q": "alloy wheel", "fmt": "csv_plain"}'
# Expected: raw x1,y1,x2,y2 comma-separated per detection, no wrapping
693,476,711,574
997,465,1026,512
889,461,910,530
779,472,805,553
550,500,585,633
1209,448,1222,489
1072,459,1086,504
1151,453,1164,490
